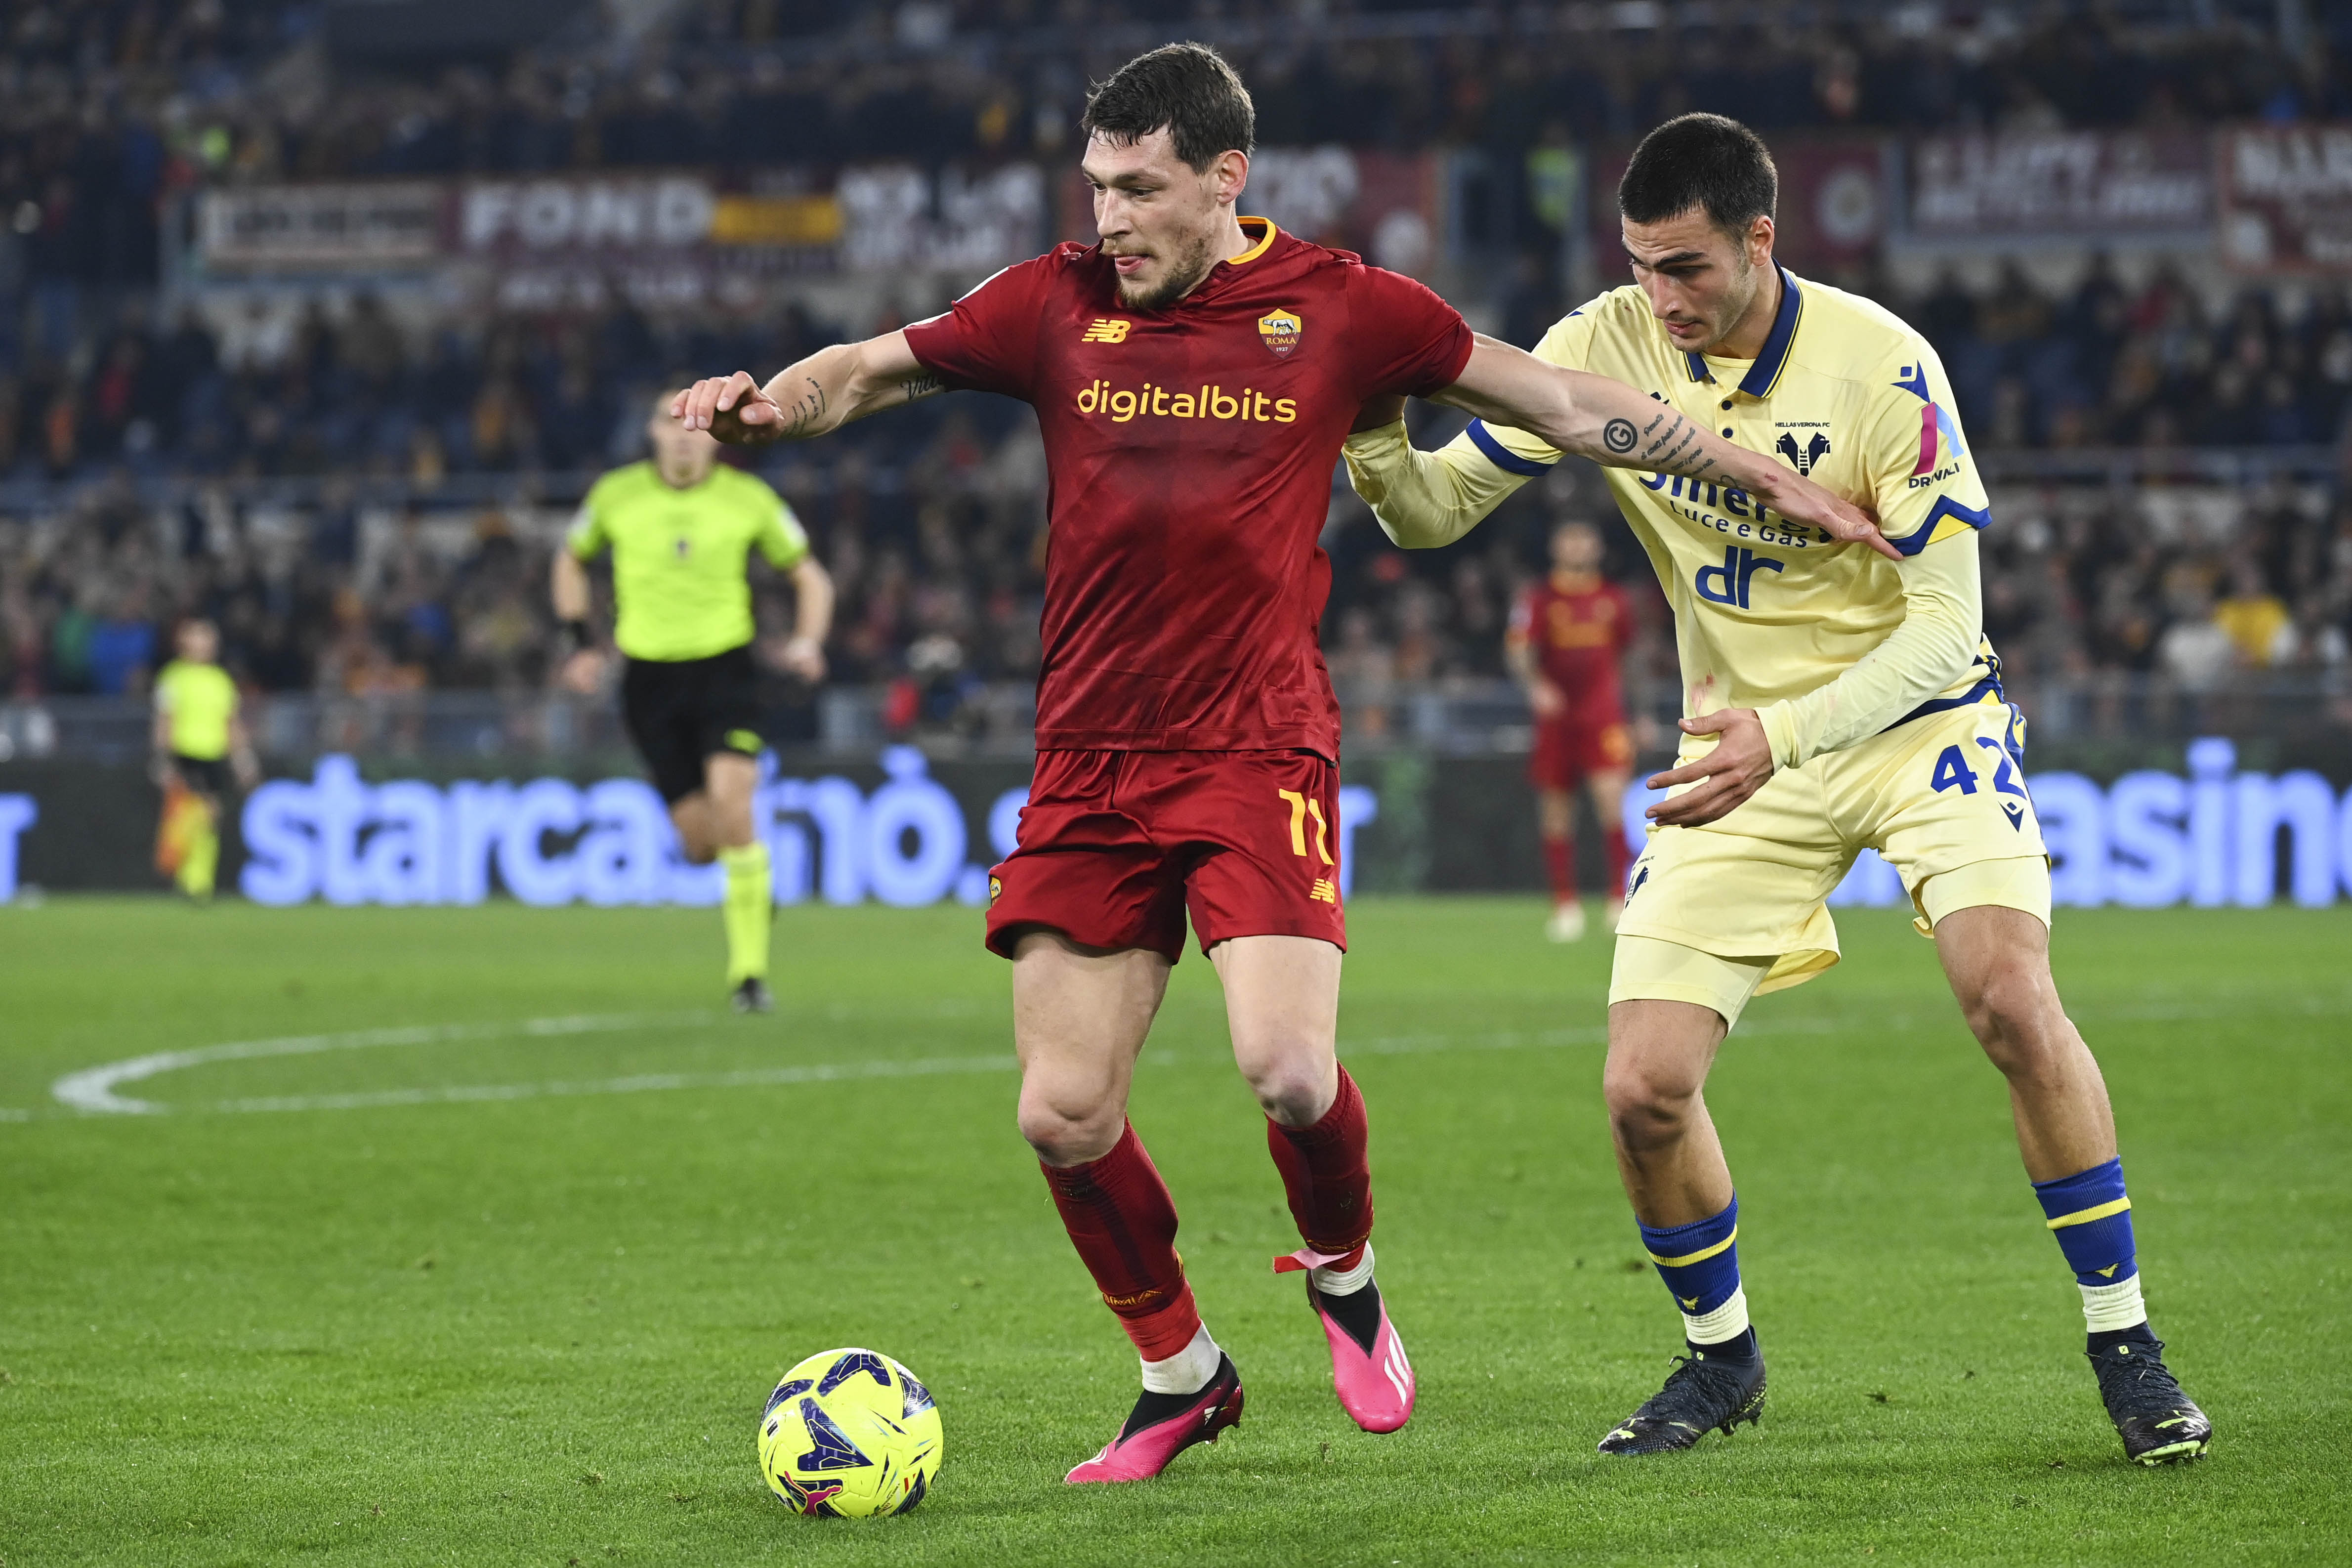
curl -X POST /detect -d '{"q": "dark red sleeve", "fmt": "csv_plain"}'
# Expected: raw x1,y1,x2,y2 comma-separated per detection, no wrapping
1610,584,1636,654
900,254,1058,402
1345,264,1476,400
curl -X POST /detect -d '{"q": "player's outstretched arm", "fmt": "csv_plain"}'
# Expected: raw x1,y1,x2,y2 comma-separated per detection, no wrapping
672,332,943,446
1342,414,1527,551
1433,337,1900,561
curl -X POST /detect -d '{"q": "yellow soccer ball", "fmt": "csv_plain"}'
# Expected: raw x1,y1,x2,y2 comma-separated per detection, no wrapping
758,1348,943,1518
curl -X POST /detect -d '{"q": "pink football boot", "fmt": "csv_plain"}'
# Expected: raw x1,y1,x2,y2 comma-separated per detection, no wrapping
1277,1246,1415,1434
1064,1355,1245,1483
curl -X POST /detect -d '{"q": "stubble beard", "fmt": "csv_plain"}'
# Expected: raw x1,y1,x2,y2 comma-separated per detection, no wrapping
1114,225,1220,311
1696,252,1760,355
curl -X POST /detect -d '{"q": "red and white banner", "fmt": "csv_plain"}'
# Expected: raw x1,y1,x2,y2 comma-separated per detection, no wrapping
1908,131,2209,238
2218,123,2352,274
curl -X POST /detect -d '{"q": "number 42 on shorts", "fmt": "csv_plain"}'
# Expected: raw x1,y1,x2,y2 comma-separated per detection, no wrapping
1929,739,2031,831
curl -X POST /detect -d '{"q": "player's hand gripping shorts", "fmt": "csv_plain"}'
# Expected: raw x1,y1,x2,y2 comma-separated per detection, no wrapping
1612,700,2051,1028
984,749,1347,962
1530,711,1634,791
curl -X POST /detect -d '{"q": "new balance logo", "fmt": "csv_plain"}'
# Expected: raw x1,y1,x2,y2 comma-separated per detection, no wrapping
1081,318,1131,343
1310,878,1339,905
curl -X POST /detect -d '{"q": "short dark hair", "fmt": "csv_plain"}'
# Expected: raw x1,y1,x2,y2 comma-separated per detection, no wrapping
1618,113,1777,237
1080,42,1254,173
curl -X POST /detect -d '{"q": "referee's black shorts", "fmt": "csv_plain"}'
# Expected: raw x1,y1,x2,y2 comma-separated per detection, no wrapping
620,645,766,805
171,754,232,796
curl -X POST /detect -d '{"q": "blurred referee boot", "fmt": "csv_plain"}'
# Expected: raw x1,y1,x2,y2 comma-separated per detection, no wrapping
731,976,774,1014
1597,1336,1766,1455
2089,1328,2210,1464
1545,899,1587,943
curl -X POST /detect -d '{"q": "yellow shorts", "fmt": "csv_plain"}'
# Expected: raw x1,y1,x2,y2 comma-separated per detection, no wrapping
1610,700,2051,1027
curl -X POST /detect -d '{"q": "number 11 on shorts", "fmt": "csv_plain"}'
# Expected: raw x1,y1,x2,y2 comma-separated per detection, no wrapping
1277,789,1334,864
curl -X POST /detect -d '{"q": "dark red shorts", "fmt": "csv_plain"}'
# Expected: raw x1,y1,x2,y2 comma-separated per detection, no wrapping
984,749,1347,963
1530,712,1634,791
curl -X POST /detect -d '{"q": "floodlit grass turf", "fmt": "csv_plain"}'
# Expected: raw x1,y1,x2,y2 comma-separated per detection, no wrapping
0,897,2346,1566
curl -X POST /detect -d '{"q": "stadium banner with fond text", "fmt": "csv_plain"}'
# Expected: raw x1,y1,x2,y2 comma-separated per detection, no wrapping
1905,130,2211,241
3,742,2352,910
2217,123,2352,275
184,167,1050,310
1589,137,1889,274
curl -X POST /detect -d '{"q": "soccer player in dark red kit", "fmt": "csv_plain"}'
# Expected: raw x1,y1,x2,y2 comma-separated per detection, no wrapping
675,42,1880,1483
1507,518,1638,943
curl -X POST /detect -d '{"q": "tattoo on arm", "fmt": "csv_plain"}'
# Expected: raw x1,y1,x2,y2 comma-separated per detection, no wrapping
780,376,827,440
1635,410,1723,481
898,374,943,404
1601,417,1636,453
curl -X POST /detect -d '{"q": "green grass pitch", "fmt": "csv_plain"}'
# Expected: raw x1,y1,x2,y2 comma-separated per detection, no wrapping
2,895,2346,1566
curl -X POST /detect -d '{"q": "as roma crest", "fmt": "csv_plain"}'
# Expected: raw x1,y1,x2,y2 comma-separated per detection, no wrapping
1257,308,1302,356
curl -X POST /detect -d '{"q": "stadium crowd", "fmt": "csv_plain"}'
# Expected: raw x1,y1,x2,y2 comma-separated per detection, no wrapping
0,0,2347,715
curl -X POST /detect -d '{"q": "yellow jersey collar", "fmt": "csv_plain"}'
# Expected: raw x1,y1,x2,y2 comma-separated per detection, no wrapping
1682,266,1803,401
1226,216,1277,265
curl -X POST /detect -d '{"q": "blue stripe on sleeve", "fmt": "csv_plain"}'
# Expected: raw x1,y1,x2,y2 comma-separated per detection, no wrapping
1464,419,1556,477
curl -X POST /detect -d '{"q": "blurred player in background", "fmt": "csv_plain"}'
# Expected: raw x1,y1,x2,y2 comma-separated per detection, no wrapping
676,45,1879,1483
151,618,258,903
1346,113,2209,1465
555,391,834,1014
1508,518,1636,942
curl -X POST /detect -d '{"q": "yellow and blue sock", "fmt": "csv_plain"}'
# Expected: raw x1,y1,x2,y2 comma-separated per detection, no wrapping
1640,1195,1756,1362
2034,1156,2151,1348
719,841,772,985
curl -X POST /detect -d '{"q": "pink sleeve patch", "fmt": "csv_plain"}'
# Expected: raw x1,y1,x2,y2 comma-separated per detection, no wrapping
1911,403,1940,476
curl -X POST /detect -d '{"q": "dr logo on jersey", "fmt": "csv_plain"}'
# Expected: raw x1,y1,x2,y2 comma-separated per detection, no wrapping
1695,545,1785,609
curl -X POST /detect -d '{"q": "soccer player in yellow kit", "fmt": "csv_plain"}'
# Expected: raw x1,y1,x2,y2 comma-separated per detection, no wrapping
1344,115,2208,1465
555,392,834,1012
152,618,259,901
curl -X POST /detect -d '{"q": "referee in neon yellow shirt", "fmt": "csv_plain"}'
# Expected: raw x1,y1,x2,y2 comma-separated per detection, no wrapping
554,391,834,1013
151,618,258,901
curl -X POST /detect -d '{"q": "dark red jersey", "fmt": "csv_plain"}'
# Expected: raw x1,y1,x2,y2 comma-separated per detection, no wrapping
1509,571,1634,720
902,219,1473,757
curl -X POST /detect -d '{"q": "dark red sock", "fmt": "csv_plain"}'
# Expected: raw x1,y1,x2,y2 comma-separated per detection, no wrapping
1543,834,1576,902
1603,820,1631,901
1267,1064,1375,1269
1040,1122,1202,1360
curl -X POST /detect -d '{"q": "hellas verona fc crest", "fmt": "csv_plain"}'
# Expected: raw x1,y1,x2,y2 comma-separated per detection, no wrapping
1257,308,1302,356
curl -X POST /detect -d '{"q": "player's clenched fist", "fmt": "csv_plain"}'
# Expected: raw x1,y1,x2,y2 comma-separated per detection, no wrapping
672,372,783,445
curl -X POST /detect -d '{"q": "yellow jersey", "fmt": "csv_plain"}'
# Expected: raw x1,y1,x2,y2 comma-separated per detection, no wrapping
1441,269,1997,735
154,660,238,760
568,462,810,663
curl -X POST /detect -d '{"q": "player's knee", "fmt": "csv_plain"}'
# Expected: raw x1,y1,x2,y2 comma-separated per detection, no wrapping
1240,1051,1334,1128
1958,963,2065,1072
1602,1059,1698,1149
1015,1081,1123,1165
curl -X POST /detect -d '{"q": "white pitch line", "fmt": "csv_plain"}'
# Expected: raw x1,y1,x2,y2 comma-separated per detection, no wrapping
27,989,2348,1124
212,1053,1021,1114
49,1012,712,1115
